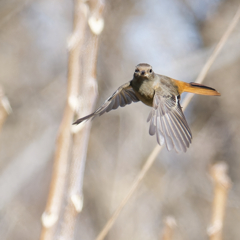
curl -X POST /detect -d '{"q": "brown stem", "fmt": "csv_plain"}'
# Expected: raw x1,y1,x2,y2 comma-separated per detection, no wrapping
208,162,231,240
160,216,176,240
40,1,89,239
0,85,11,132
58,2,104,239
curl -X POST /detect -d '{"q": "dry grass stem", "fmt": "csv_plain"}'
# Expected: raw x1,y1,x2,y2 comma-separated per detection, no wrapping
208,162,231,240
58,1,104,239
160,216,177,240
96,145,162,240
182,5,240,110
40,1,89,239
95,5,240,240
0,85,11,132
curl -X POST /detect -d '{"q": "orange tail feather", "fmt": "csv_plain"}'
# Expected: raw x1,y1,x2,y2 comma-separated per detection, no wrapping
174,80,221,96
184,82,220,96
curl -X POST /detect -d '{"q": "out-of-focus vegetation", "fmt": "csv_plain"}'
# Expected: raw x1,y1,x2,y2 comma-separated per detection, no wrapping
0,0,240,239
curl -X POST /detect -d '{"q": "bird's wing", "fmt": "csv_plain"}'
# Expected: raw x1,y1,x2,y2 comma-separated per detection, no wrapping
147,89,192,152
73,82,139,124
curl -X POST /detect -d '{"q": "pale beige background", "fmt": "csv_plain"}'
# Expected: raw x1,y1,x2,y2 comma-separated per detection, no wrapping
1,0,240,239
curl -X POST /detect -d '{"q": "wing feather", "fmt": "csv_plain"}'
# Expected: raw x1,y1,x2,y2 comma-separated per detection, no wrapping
148,90,192,152
73,82,139,125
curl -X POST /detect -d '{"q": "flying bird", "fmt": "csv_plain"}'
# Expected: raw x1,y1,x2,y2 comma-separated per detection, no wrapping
73,63,220,152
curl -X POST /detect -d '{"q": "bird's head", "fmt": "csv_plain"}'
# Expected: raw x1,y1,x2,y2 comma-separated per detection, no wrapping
134,63,154,80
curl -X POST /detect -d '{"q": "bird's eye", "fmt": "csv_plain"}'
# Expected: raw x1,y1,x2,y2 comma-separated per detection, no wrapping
135,69,139,72
149,69,152,73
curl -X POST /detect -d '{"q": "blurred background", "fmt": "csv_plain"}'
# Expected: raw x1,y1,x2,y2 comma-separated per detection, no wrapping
0,0,240,239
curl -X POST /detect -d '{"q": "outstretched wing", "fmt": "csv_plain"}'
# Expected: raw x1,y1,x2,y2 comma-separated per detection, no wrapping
147,89,192,152
73,82,139,124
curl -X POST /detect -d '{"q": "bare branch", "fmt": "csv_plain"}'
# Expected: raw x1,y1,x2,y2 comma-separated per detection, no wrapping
58,1,104,239
160,216,176,240
40,1,89,239
0,85,11,132
182,5,240,109
95,5,240,240
207,162,231,240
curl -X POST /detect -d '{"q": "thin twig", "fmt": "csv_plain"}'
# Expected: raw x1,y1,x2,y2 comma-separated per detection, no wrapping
207,162,231,240
95,5,240,240
58,1,104,239
40,1,89,239
182,5,240,109
161,216,176,240
0,85,12,132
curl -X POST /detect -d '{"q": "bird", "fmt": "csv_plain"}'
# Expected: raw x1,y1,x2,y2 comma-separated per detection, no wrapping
73,63,220,153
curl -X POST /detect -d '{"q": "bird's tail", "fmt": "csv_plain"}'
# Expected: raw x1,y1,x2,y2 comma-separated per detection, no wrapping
175,80,221,96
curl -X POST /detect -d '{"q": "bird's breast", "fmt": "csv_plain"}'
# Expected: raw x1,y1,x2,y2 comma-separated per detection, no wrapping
131,80,155,107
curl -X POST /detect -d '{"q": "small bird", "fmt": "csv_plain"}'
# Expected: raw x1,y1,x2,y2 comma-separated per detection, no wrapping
73,63,220,152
